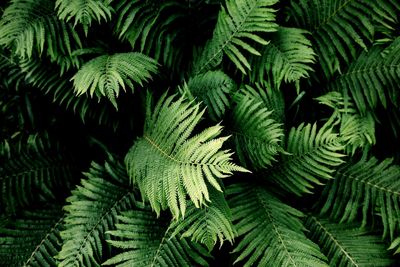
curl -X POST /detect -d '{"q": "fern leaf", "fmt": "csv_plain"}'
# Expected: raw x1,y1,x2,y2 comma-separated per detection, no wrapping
305,215,394,267
56,0,114,34
227,183,328,267
287,0,396,78
263,121,346,195
125,93,248,219
0,134,76,215
249,27,316,89
193,0,278,74
0,205,64,267
317,156,400,240
0,0,82,61
170,187,235,251
72,52,158,109
104,205,211,266
328,38,400,113
180,70,236,121
229,88,284,170
57,154,137,267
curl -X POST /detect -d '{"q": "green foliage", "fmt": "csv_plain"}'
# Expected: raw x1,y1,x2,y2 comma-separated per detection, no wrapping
125,93,248,218
193,0,279,74
72,52,159,109
104,205,211,267
305,215,394,267
227,183,328,267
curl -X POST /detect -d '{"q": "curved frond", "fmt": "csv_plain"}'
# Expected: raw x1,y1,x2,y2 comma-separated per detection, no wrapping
56,0,113,34
180,70,236,121
0,134,76,215
193,0,278,74
72,52,158,109
328,38,400,113
317,156,400,239
0,205,64,267
263,121,346,195
125,93,248,219
227,183,327,267
249,27,316,89
229,90,284,170
57,154,137,267
104,205,210,267
170,187,235,251
287,0,396,78
305,215,394,267
0,0,82,61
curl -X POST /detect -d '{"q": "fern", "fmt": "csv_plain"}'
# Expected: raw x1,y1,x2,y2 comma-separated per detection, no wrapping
125,93,248,218
170,186,235,251
229,88,284,170
249,27,316,90
305,215,394,267
193,0,279,74
227,183,328,267
104,205,211,267
180,70,236,121
72,52,158,109
56,0,114,34
57,154,137,267
317,156,400,240
0,205,64,267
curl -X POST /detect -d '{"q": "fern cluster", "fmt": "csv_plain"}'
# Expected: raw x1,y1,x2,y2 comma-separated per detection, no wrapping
1,0,400,266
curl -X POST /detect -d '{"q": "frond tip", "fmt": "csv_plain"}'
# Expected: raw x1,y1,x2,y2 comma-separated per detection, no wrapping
125,93,249,219
72,52,158,109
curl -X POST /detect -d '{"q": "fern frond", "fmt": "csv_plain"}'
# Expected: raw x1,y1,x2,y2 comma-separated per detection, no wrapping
0,0,82,62
389,237,400,254
56,0,113,34
180,70,236,121
0,205,64,267
317,156,400,240
170,186,235,251
0,133,76,215
305,215,394,267
249,27,316,89
193,0,278,74
125,93,248,219
287,0,395,78
328,38,400,113
57,154,137,267
229,89,284,170
104,205,211,266
263,121,346,195
227,183,328,267
72,52,158,109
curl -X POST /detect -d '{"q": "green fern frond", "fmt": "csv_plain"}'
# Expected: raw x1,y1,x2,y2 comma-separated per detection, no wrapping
56,0,114,34
72,52,158,109
0,134,76,215
305,215,394,267
389,237,400,254
263,121,346,195
170,186,235,251
104,205,211,266
125,93,248,219
229,90,284,170
287,0,395,78
0,205,64,267
57,154,137,267
328,38,400,113
0,0,82,61
193,0,279,74
317,156,400,240
227,183,328,267
249,27,316,89
180,70,236,121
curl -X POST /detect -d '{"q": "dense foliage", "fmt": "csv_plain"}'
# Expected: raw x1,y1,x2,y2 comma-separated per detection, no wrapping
1,0,400,266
